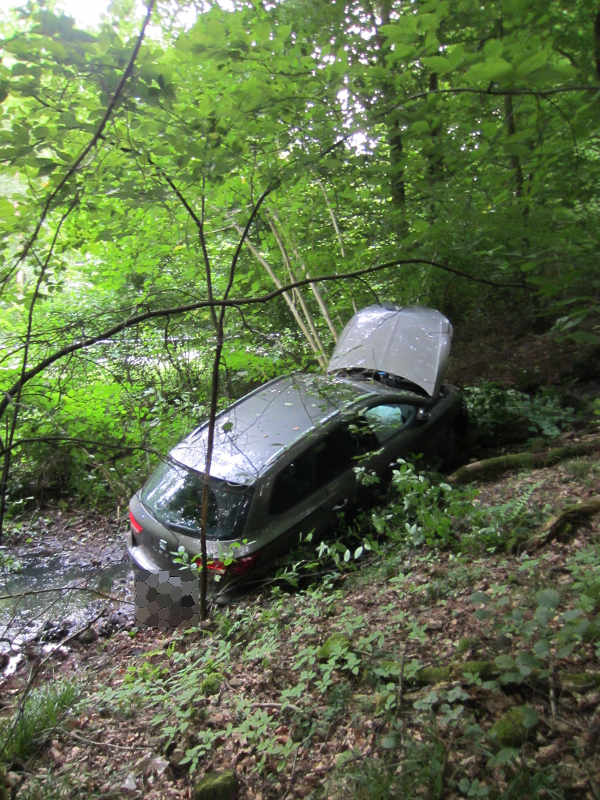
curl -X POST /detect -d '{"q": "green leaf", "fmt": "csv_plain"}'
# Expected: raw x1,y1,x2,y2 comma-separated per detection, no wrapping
0,198,16,223
514,50,550,78
417,13,439,33
391,43,417,60
411,120,430,135
464,58,513,83
37,160,58,176
483,39,503,59
515,652,540,676
494,654,516,671
488,747,519,767
381,18,417,40
381,734,398,749
533,639,550,658
446,43,466,69
535,588,560,609
420,56,452,74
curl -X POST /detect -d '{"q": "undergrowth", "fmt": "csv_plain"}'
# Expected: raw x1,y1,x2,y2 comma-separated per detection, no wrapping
0,680,79,767
88,522,600,797
3,447,599,797
463,381,576,440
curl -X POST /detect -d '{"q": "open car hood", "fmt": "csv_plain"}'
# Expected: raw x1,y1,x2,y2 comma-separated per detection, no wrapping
327,304,453,398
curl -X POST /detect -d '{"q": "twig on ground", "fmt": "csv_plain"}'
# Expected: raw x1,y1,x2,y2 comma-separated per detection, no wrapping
64,729,151,751
0,585,134,605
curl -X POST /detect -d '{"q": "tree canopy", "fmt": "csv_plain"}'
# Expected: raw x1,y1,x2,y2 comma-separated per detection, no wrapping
0,0,599,524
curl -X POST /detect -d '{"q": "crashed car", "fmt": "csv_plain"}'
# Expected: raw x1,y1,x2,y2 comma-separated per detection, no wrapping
127,305,464,591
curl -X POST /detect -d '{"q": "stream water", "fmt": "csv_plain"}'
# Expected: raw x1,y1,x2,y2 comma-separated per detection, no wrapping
0,538,132,676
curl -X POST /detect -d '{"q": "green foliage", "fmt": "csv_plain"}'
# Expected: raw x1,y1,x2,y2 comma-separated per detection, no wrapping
373,460,471,548
272,462,545,595
330,737,447,799
463,383,575,441
0,681,79,767
488,705,539,748
74,475,597,795
0,548,22,574
366,459,541,555
468,553,600,691
5,339,219,507
1,0,599,520
566,545,600,613
463,482,544,554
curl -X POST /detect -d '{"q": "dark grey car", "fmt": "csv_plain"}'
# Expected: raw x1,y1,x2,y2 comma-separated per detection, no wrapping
127,305,464,591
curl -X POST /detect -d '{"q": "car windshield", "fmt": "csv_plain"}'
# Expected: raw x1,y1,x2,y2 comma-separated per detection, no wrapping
141,460,252,540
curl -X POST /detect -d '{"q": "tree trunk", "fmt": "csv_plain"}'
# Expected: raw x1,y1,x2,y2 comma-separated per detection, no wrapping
234,222,327,367
379,0,406,221
504,93,524,198
594,10,600,80
534,496,600,548
268,207,338,343
266,213,328,364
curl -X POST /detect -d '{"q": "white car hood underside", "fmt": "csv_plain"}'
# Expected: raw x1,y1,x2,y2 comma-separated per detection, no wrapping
327,304,453,398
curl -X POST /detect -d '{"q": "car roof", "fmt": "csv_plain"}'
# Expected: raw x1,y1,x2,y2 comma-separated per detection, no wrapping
327,304,452,398
169,373,380,485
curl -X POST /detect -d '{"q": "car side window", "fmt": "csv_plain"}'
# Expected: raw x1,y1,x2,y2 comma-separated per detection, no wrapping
270,425,360,515
362,403,416,444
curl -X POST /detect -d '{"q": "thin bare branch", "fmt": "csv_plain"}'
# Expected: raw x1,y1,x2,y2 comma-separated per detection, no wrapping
0,256,526,426
0,0,157,291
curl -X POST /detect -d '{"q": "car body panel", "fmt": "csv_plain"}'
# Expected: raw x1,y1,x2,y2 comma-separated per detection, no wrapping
327,304,452,399
127,305,464,598
128,387,461,574
169,373,373,484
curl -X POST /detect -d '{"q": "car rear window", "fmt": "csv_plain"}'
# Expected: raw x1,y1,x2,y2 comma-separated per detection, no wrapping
141,461,252,540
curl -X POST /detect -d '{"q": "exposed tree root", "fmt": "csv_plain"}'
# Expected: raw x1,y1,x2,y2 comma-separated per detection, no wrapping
449,436,600,484
532,496,600,549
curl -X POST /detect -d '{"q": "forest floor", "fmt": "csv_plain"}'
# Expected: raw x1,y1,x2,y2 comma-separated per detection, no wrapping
2,436,600,799
2,327,600,799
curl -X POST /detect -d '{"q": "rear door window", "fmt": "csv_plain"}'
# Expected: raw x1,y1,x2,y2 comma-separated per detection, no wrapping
270,424,368,515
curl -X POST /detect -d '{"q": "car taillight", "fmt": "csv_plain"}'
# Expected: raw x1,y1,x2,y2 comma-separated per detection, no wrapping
230,555,258,575
206,560,227,575
195,554,258,576
129,510,143,534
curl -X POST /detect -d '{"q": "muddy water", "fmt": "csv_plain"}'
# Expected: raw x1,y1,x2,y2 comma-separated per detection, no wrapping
0,526,133,676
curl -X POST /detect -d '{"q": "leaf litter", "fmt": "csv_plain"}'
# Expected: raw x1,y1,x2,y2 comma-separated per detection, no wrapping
2,454,600,798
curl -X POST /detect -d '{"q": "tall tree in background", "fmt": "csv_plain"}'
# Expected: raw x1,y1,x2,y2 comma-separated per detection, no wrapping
0,0,598,527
